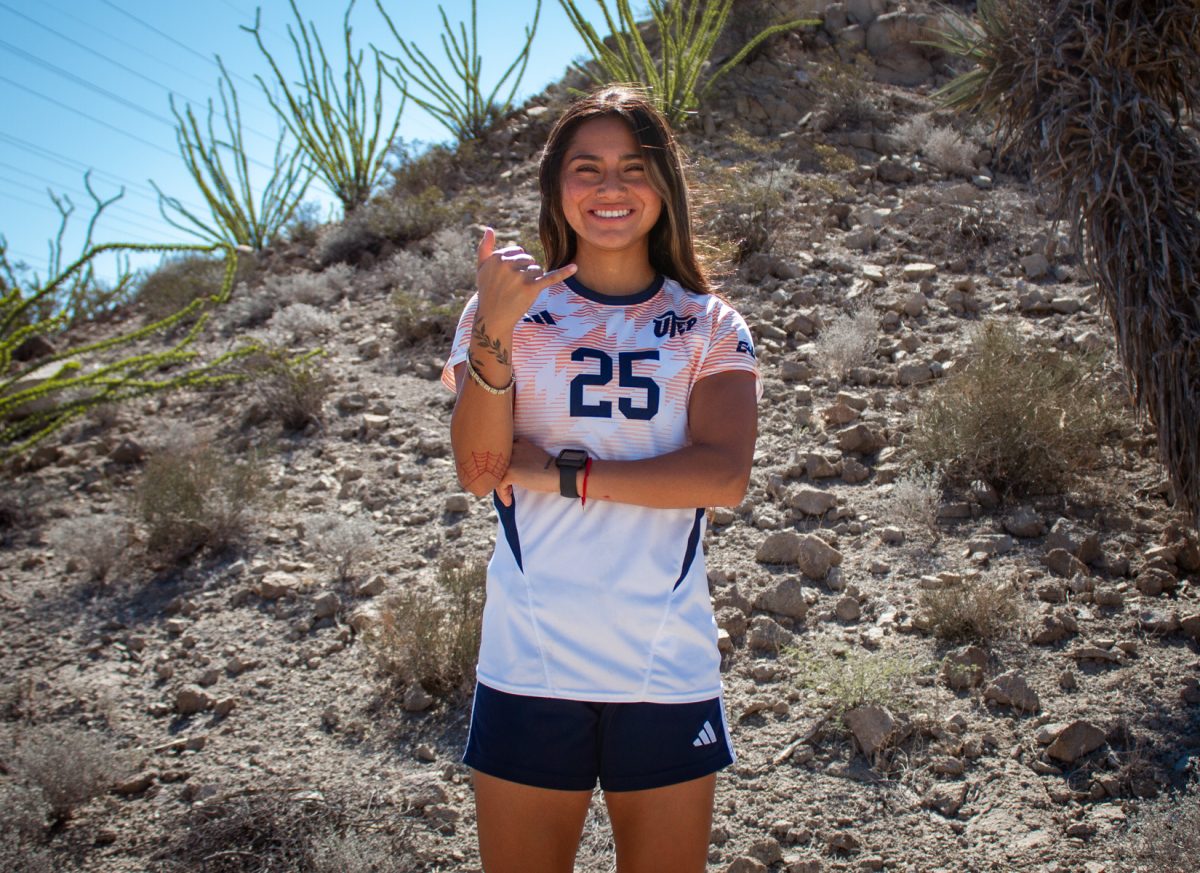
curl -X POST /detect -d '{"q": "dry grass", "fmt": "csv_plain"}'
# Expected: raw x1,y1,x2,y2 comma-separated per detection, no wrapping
7,723,130,823
134,437,268,559
905,321,1121,495
695,154,801,263
316,187,450,267
918,574,1022,643
47,513,131,585
813,304,878,380
789,642,932,719
363,561,486,697
1115,784,1200,872
880,465,943,538
157,788,415,873
240,346,333,432
136,253,258,323
302,512,378,586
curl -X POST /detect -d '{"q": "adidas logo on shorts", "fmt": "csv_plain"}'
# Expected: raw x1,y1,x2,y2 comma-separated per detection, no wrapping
693,720,718,747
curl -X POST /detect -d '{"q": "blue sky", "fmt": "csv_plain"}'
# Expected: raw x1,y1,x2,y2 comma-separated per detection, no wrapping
0,0,610,286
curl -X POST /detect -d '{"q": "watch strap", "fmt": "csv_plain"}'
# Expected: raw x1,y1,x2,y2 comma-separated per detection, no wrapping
559,463,579,499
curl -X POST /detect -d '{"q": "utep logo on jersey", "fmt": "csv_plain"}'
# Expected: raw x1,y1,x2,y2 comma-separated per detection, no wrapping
652,310,697,339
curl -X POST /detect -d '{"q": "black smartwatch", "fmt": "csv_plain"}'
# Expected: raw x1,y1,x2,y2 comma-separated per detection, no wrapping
555,449,588,499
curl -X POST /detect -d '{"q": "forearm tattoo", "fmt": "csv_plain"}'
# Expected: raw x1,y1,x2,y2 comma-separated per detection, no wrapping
472,318,510,366
458,451,509,487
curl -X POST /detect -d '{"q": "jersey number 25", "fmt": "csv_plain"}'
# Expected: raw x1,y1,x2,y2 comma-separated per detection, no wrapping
569,348,660,421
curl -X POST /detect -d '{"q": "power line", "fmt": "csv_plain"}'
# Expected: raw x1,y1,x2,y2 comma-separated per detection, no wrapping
1,191,168,247
0,157,199,220
0,1,283,146
96,0,264,94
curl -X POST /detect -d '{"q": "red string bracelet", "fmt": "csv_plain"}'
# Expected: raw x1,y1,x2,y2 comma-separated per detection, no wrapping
581,458,593,507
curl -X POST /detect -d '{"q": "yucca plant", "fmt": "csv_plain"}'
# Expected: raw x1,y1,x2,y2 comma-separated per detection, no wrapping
935,0,1200,524
0,241,264,459
557,0,816,126
376,0,541,142
244,0,406,215
154,56,313,250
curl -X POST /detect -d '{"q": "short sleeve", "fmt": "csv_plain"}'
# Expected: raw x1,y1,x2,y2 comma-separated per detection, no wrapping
440,293,479,393
698,300,762,401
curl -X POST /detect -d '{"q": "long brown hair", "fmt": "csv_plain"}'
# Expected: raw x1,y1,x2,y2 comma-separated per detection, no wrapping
538,85,711,295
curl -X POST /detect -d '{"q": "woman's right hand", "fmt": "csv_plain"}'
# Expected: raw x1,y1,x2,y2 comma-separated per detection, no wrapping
474,227,577,331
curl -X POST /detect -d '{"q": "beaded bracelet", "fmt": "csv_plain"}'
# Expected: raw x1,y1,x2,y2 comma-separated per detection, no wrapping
466,357,514,395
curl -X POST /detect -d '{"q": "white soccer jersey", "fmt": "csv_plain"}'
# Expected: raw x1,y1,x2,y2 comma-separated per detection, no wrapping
442,274,760,703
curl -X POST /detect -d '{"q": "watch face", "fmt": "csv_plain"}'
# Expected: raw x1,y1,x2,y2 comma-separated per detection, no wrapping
557,449,588,468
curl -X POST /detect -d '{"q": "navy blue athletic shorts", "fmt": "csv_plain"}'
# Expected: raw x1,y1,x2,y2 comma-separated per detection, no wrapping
463,682,735,792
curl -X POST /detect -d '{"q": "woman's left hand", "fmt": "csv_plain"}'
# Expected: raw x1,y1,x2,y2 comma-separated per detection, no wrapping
494,438,556,506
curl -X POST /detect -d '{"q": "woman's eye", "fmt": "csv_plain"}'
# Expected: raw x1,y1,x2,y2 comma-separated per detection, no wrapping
625,164,645,172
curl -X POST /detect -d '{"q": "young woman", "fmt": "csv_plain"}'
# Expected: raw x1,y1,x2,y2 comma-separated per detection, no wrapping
442,85,760,873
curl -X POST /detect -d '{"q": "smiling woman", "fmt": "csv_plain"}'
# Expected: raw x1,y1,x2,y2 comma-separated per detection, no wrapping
441,85,761,873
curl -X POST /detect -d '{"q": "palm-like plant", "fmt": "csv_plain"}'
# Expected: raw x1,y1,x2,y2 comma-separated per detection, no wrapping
935,0,1200,523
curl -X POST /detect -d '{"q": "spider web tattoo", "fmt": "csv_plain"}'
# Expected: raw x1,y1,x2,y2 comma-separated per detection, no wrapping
458,451,508,487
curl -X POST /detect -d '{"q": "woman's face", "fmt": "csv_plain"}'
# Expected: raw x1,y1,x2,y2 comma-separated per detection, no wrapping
559,115,663,261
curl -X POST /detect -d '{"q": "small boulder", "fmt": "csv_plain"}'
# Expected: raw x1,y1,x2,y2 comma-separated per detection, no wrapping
983,671,1040,713
753,578,812,620
1045,720,1107,763
843,704,896,755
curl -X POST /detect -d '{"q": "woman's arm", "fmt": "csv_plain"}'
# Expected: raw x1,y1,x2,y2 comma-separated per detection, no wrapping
450,228,576,497
498,370,758,509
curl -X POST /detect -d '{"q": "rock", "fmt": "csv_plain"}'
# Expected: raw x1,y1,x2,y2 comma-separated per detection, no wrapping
748,838,784,866
747,616,794,654
1180,613,1200,640
843,704,896,755
1031,611,1078,645
806,452,840,478
837,424,886,454
113,772,155,796
822,401,860,426
827,830,861,852
841,458,870,483
347,604,381,633
1045,548,1088,578
257,572,299,600
835,596,861,622
356,575,386,597
757,532,803,565
444,494,471,513
1137,608,1181,635
780,360,814,382
1045,720,1107,763
109,438,146,464
754,578,813,620
175,686,213,715
798,534,843,580
940,645,987,690
1068,645,1124,664
1003,507,1045,538
402,684,434,712
725,859,767,873
1020,253,1050,279
790,487,837,516
1182,678,1200,705
846,0,886,26
312,591,340,620
1135,567,1177,596
876,158,913,184
983,671,1040,713
896,361,933,385
900,291,927,317
923,781,968,817
214,697,237,717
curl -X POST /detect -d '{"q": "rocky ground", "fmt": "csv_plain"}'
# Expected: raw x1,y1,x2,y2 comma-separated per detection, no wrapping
2,2,1198,872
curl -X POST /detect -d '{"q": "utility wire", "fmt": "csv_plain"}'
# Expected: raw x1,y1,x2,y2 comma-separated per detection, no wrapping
0,171,180,237
0,158,201,220
0,72,281,174
0,2,281,146
1,191,166,246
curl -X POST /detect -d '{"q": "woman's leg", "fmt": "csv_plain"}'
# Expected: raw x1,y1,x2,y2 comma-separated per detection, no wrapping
603,773,716,873
472,770,593,873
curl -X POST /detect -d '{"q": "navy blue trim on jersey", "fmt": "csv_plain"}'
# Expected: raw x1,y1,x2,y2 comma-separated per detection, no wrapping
672,508,705,591
565,273,664,306
463,682,733,792
493,492,523,571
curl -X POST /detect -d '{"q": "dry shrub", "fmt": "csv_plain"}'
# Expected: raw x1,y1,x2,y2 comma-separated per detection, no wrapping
8,724,130,822
906,322,1121,495
158,788,415,873
924,126,978,176
136,253,258,323
301,513,378,586
241,346,333,432
790,642,931,718
265,302,339,344
696,155,800,262
881,465,943,537
264,265,353,308
47,514,130,584
135,438,267,559
808,58,887,129
814,304,878,379
1116,784,1200,872
316,187,449,267
364,561,486,697
918,574,1022,643
385,228,476,346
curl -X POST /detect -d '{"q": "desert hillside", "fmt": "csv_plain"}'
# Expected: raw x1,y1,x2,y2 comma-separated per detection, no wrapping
2,2,1198,872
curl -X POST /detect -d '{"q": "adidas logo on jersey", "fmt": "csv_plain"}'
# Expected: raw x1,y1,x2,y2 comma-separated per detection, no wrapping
693,720,718,747
522,310,557,325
